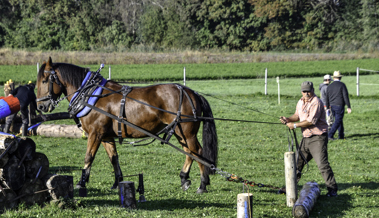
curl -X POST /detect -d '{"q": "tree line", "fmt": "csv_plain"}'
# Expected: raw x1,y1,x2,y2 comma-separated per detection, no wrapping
0,0,378,52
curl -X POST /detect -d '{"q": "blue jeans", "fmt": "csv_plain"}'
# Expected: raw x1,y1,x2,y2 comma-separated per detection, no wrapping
328,105,345,139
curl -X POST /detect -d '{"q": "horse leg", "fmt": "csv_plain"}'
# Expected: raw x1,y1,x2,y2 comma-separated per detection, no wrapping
180,153,193,191
177,134,209,194
76,134,102,189
101,138,123,189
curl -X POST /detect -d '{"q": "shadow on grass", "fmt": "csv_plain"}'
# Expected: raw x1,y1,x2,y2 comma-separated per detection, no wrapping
49,166,82,174
348,133,379,139
309,182,379,217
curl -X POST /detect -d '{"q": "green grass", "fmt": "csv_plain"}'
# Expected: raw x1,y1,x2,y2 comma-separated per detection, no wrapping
1,58,379,84
2,74,379,217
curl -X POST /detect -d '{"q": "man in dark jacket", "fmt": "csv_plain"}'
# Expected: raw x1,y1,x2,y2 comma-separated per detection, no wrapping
3,83,42,136
325,71,352,140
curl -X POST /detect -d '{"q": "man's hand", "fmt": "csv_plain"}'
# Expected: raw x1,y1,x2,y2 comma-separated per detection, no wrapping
280,116,288,124
286,122,295,130
347,108,352,114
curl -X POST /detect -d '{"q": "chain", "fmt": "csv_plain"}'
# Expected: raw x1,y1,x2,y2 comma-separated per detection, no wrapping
215,168,281,190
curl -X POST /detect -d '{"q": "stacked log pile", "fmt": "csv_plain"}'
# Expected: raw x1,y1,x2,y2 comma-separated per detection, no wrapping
0,134,73,212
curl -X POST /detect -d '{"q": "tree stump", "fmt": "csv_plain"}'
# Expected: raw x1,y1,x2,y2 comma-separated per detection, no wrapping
17,178,48,206
0,134,19,155
15,138,36,162
0,155,25,191
0,188,18,212
24,152,49,179
0,148,9,167
44,174,73,200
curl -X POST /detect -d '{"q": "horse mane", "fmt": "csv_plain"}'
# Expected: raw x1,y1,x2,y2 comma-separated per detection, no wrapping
37,63,90,90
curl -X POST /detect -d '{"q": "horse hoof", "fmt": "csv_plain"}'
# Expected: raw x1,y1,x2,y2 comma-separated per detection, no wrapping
196,188,208,194
111,184,118,190
182,180,191,191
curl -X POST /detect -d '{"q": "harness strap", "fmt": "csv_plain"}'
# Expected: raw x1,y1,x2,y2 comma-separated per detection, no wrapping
118,86,133,145
79,101,216,169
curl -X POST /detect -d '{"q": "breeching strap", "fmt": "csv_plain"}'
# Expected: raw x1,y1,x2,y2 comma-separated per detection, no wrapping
79,101,216,170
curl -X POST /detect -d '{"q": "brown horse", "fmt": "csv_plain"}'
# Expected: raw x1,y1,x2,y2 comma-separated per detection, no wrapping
36,57,218,193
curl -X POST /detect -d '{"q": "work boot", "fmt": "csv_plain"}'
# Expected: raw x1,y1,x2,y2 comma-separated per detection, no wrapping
3,124,10,133
22,124,28,137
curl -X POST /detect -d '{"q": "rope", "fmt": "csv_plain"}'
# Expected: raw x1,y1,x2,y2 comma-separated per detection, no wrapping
196,91,279,119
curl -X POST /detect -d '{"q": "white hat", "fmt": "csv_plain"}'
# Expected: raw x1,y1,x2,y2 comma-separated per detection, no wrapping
323,74,332,80
333,71,342,78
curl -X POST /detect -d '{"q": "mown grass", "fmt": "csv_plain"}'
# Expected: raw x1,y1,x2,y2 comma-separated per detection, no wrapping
1,58,379,85
1,74,379,217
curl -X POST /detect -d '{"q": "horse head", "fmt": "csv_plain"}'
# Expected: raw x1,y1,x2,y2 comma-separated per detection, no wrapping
36,57,65,112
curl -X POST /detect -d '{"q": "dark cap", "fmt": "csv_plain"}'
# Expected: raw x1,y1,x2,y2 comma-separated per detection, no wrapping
301,81,313,92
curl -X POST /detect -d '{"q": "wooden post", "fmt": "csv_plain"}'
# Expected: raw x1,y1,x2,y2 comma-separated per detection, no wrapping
356,67,360,96
119,181,137,209
237,193,253,218
265,68,268,95
284,151,297,207
108,65,111,80
276,77,280,105
183,67,186,86
293,181,320,218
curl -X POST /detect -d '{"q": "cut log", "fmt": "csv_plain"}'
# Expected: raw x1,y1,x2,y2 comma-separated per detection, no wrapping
35,124,85,138
293,181,321,218
15,138,36,162
0,155,25,191
0,134,19,155
0,149,9,167
119,181,137,209
24,152,49,179
17,178,49,206
0,188,18,211
44,174,74,200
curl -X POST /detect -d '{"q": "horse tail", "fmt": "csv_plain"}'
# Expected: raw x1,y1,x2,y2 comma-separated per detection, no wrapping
199,94,218,175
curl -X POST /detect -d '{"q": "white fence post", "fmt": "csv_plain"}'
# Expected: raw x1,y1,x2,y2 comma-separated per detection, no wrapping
108,65,111,80
183,67,186,86
37,63,39,73
277,77,280,105
356,67,360,96
265,68,268,95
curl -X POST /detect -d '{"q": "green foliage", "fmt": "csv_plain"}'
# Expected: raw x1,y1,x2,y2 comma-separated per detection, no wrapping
0,0,378,51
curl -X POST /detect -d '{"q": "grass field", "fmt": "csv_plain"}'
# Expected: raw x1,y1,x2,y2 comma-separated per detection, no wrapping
1,58,379,85
1,70,379,217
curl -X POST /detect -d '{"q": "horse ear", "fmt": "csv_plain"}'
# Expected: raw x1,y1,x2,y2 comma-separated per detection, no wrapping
47,57,53,66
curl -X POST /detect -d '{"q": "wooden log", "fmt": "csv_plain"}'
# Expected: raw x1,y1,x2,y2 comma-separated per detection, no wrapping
284,151,297,207
0,134,19,155
0,149,9,168
17,178,49,206
0,155,25,191
237,193,253,218
119,181,137,209
43,174,74,200
35,124,85,138
24,152,49,179
292,182,321,218
15,138,36,162
0,188,18,212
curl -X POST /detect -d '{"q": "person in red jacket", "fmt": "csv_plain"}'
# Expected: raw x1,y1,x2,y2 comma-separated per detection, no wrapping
325,71,352,140
3,83,43,136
